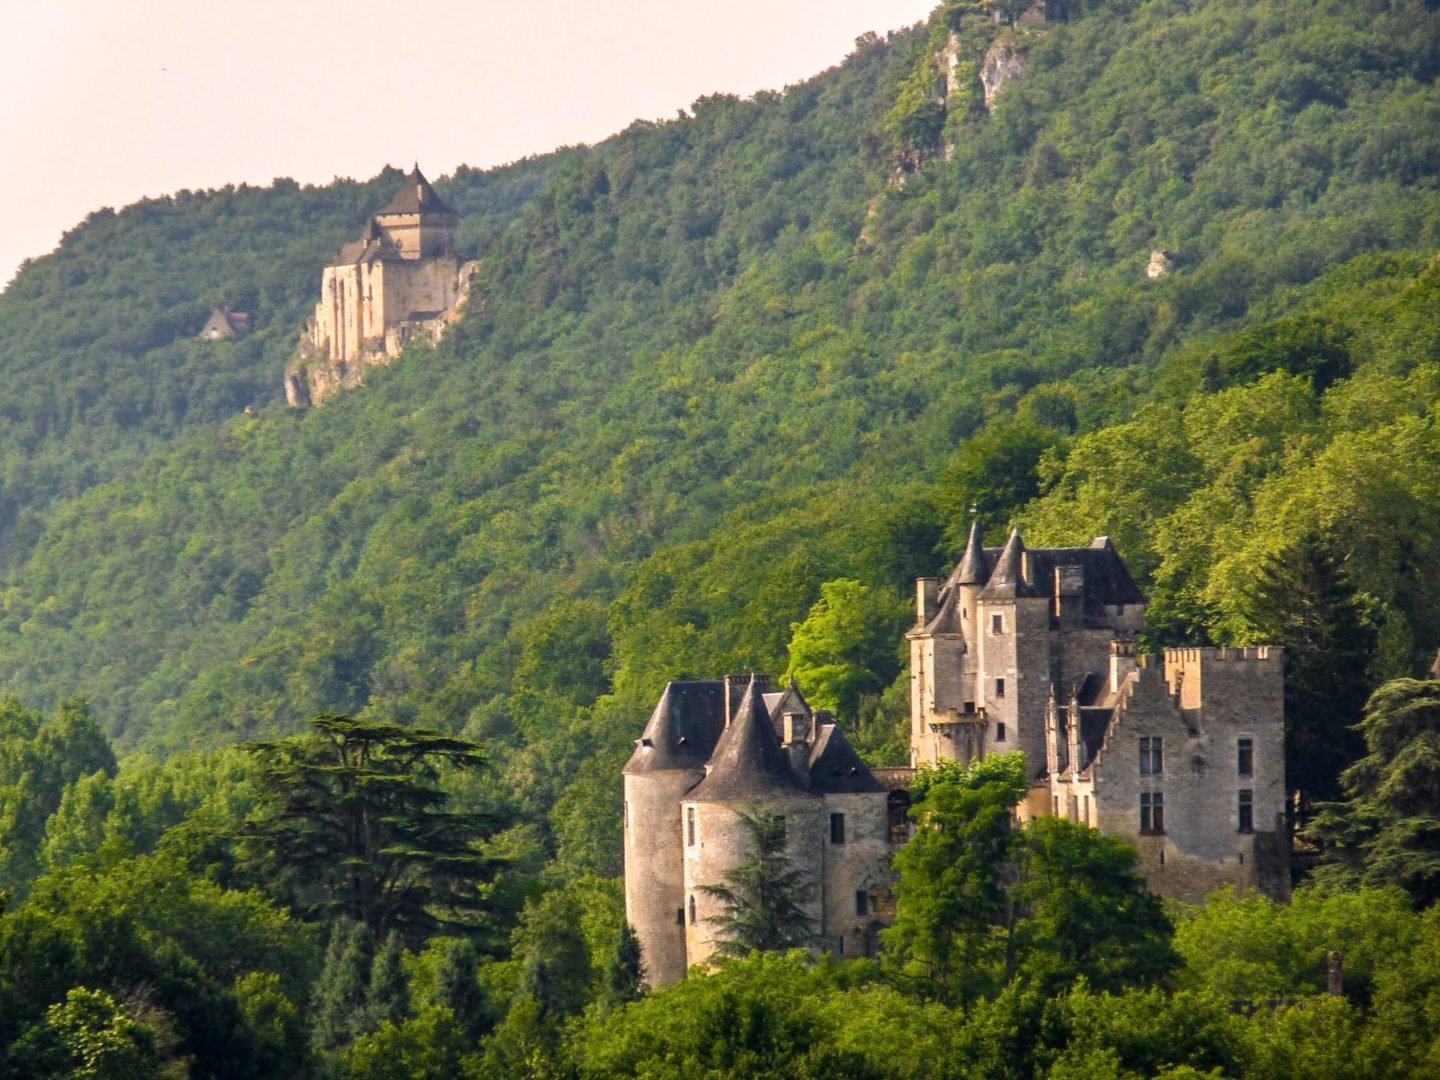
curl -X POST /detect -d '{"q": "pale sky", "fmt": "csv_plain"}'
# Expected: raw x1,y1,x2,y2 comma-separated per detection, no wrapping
1,0,936,288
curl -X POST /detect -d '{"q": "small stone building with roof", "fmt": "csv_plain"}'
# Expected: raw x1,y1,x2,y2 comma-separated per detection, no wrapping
624,675,908,986
286,166,477,407
196,306,251,341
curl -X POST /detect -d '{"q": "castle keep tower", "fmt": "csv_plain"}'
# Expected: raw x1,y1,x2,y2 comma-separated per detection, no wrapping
286,166,476,407
624,676,907,987
909,523,1145,777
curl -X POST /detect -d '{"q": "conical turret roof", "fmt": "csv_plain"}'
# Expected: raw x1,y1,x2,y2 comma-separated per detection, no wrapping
688,677,814,801
623,680,726,774
978,527,1042,599
376,165,456,217
947,519,991,589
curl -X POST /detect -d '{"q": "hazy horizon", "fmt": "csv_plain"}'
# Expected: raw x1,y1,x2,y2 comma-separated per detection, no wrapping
2,0,934,290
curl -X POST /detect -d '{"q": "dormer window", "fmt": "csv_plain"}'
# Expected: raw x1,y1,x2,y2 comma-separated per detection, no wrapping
992,614,1004,635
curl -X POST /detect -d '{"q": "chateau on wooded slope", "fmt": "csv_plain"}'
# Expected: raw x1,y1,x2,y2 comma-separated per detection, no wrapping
284,166,477,408
625,526,1287,985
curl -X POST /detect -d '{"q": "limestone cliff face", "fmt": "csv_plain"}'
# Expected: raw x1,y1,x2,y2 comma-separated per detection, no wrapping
980,38,1028,111
284,262,477,408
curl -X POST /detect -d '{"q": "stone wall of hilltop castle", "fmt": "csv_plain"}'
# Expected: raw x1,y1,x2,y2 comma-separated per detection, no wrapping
288,256,474,408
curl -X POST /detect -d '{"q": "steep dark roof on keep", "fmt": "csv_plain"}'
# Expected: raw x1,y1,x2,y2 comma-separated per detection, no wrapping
623,680,726,774
376,165,456,218
808,723,884,794
688,679,815,801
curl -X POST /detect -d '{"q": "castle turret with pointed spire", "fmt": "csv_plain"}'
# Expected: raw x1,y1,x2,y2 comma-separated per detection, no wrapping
623,674,908,985
286,165,478,407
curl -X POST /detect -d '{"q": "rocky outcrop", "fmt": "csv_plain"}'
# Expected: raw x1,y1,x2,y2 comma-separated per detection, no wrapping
980,38,1028,110
284,264,477,408
1146,250,1176,280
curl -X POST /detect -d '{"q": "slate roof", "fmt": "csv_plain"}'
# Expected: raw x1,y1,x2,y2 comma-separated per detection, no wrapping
921,589,965,635
808,723,884,794
376,165,456,218
688,678,816,802
932,528,1147,611
762,681,811,742
623,680,726,774
947,519,991,589
979,528,1044,600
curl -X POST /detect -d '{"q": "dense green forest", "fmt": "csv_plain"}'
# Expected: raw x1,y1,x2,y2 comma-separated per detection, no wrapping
2,0,1440,1073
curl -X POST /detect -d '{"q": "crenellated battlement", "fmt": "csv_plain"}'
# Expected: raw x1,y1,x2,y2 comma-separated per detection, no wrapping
1164,646,1283,664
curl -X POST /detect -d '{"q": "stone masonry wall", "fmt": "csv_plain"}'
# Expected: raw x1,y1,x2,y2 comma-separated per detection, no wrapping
623,770,701,987
820,791,895,959
682,796,825,972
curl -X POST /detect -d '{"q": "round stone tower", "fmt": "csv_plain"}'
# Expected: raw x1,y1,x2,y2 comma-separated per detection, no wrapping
622,681,726,988
681,678,822,969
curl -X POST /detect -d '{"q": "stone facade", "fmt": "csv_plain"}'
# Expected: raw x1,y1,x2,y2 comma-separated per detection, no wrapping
623,526,1288,986
285,167,477,407
624,676,909,987
910,523,1289,903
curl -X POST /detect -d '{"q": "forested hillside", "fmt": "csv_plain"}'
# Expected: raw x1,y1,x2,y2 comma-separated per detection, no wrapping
1,0,1440,1072
0,156,565,558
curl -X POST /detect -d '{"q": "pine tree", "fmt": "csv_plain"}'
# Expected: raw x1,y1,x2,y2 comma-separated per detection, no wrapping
364,931,410,1032
310,920,373,1054
604,922,645,1006
432,937,486,1045
1237,536,1374,801
1306,677,1440,906
699,805,817,958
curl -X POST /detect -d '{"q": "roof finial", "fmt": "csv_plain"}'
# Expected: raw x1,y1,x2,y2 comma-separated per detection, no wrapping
952,512,990,586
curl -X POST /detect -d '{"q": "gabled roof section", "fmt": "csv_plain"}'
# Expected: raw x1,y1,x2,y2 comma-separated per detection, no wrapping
688,678,815,801
376,165,456,218
979,528,1042,599
921,588,966,635
808,723,884,794
762,680,811,741
623,680,726,775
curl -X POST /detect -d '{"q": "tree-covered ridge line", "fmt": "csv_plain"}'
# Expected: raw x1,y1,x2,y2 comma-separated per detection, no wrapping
0,0,1434,768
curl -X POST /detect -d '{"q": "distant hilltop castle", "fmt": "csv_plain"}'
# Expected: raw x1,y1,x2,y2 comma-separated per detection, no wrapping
625,524,1288,986
285,166,476,407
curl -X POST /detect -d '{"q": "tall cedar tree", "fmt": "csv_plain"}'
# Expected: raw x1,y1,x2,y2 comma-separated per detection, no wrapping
241,714,502,940
699,805,817,958
1237,537,1373,802
1305,678,1440,907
